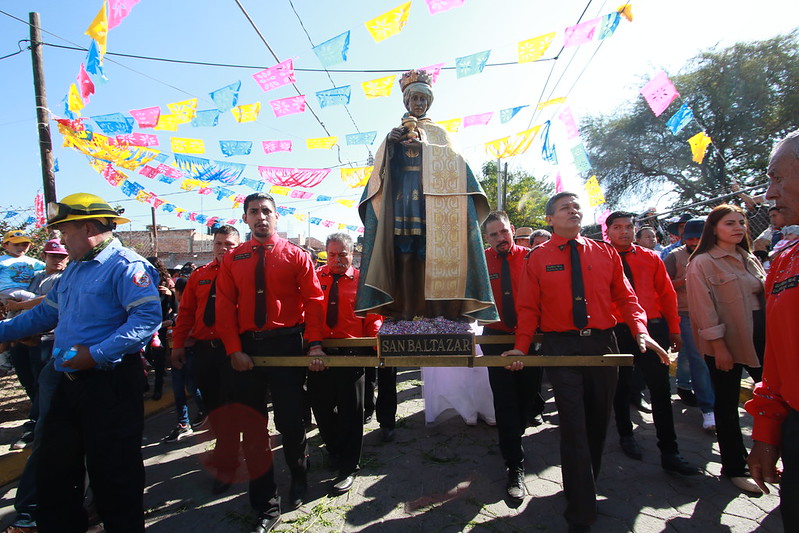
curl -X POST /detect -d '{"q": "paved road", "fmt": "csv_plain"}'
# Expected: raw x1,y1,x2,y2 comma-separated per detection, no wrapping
0,368,783,532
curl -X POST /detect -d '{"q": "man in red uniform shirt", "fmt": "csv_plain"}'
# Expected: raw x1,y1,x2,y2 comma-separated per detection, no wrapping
215,193,325,533
171,224,240,491
480,211,544,501
308,233,381,496
605,211,698,475
747,130,799,528
503,192,667,533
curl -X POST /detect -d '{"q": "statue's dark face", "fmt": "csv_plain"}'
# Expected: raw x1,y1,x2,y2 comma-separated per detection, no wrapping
405,92,430,118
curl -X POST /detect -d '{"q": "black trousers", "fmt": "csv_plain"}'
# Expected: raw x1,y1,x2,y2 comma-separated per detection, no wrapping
781,409,799,530
613,320,679,455
190,340,229,415
36,354,144,533
481,327,544,469
542,330,618,529
218,332,308,516
705,309,765,477
308,350,365,475
364,366,397,429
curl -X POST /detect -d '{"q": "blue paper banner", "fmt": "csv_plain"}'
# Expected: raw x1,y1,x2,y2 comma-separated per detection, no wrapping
92,113,133,135
209,81,241,112
219,140,253,157
346,131,378,145
192,109,221,128
316,86,352,108
598,12,621,40
313,31,351,67
455,50,491,78
500,106,527,124
571,143,592,174
666,103,694,135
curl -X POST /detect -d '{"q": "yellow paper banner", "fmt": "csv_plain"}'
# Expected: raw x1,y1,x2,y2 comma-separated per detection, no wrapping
269,185,291,196
365,2,411,43
518,32,556,63
436,118,463,133
340,166,374,188
231,102,261,123
336,199,355,208
306,136,338,150
294,213,308,222
59,124,158,170
537,97,567,110
170,137,205,154
361,75,397,99
180,178,210,191
617,4,634,22
167,99,198,124
85,0,108,57
484,126,541,159
154,114,179,132
585,175,606,207
67,83,84,113
688,131,712,164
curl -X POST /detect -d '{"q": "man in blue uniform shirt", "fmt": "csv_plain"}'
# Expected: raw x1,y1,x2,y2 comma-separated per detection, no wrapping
0,192,162,533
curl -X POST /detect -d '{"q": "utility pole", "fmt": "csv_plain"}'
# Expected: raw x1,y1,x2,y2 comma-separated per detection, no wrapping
151,207,158,256
496,158,504,211
29,12,57,206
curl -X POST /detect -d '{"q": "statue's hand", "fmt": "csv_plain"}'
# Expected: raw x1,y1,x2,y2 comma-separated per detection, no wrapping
388,127,405,143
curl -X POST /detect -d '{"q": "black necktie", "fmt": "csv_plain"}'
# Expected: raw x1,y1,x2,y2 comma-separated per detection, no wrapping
569,239,588,330
499,252,517,329
619,250,635,290
254,245,267,328
203,278,216,327
326,274,342,328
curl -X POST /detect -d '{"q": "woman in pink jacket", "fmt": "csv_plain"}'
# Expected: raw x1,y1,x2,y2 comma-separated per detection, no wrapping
686,204,766,494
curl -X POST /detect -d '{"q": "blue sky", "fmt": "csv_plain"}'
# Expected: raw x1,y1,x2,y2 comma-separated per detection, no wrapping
0,0,796,240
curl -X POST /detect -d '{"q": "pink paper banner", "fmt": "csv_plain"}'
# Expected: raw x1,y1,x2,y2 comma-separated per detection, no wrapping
130,106,161,129
108,0,141,29
563,18,600,47
257,166,331,188
138,165,158,179
558,107,580,139
155,163,183,179
252,59,296,92
77,63,95,101
424,0,465,15
290,190,314,199
419,62,445,84
555,172,564,193
640,71,680,117
116,133,159,147
463,112,493,127
262,140,293,154
269,95,307,117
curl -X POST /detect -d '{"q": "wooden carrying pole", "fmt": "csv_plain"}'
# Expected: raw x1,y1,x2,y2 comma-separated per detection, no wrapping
251,335,634,368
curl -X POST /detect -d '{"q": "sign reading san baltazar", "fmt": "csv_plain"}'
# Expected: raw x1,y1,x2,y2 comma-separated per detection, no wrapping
378,333,474,356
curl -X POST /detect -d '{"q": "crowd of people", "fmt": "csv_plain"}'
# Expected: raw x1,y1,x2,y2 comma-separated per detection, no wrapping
0,130,797,533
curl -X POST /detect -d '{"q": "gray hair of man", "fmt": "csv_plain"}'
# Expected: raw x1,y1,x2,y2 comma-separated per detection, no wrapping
326,232,354,252
530,229,551,240
772,129,799,159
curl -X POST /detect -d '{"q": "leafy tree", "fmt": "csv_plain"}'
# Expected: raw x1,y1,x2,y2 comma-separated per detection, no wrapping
479,161,553,229
582,31,799,208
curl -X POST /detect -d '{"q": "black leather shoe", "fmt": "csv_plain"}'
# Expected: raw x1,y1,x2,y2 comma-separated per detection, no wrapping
251,513,281,533
212,479,232,495
630,395,652,413
331,473,355,495
620,435,643,460
288,476,307,509
677,388,698,407
661,453,700,476
381,427,395,442
505,467,525,501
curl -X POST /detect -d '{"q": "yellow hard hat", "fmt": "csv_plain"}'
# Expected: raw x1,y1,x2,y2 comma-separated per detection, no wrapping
47,192,130,227
317,251,327,263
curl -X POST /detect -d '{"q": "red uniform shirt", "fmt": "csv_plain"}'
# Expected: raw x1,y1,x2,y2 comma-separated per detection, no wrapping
746,240,799,445
216,235,324,355
484,243,526,333
317,264,382,339
513,233,647,353
172,260,220,348
612,244,680,334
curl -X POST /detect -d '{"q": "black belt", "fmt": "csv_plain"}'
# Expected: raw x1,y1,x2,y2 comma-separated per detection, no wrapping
543,328,612,337
243,324,305,341
193,338,224,349
64,353,139,382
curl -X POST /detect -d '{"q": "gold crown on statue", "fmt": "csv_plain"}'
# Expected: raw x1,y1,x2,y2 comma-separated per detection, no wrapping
399,69,432,91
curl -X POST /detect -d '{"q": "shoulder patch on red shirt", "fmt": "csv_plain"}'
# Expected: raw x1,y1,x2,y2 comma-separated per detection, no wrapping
132,270,151,287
